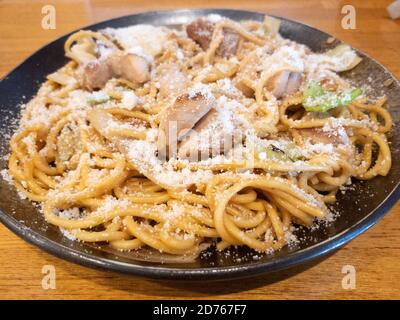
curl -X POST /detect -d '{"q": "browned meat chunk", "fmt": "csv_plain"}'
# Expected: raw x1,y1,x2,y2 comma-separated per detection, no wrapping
186,19,240,57
186,19,214,50
83,52,150,90
156,63,190,99
265,70,302,99
178,107,243,160
285,72,302,95
178,108,219,159
157,92,215,157
217,28,240,57
83,61,113,90
110,53,150,84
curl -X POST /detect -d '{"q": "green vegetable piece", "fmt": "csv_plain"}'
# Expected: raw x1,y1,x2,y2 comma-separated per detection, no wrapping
265,145,288,161
303,81,362,112
87,91,110,105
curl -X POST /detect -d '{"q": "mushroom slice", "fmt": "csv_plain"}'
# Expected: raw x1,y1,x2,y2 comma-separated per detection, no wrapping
157,92,215,157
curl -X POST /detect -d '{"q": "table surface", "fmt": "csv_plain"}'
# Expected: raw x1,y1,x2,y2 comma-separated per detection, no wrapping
0,0,399,300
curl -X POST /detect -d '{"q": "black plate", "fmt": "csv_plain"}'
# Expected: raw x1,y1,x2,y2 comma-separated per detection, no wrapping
0,9,399,280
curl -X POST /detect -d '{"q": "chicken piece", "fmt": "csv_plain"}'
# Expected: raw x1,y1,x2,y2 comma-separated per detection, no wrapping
186,19,214,50
265,70,302,99
82,52,150,90
178,108,218,159
178,107,243,160
265,70,290,98
82,61,113,91
285,72,302,95
217,28,240,57
109,53,150,84
156,63,191,99
186,19,239,57
157,92,215,157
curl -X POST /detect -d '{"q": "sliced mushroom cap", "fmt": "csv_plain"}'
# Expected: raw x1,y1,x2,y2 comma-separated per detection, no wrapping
265,70,302,99
157,92,215,158
82,52,150,90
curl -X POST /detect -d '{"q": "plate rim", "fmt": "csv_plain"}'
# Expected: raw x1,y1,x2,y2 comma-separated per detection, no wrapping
0,8,399,280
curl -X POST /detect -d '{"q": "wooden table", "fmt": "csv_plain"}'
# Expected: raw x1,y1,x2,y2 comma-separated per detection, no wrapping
0,0,399,300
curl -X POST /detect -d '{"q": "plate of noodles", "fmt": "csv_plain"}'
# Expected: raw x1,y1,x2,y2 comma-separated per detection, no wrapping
0,9,399,280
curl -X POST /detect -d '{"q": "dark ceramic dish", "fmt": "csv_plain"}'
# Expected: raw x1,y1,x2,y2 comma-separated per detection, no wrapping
0,9,399,280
